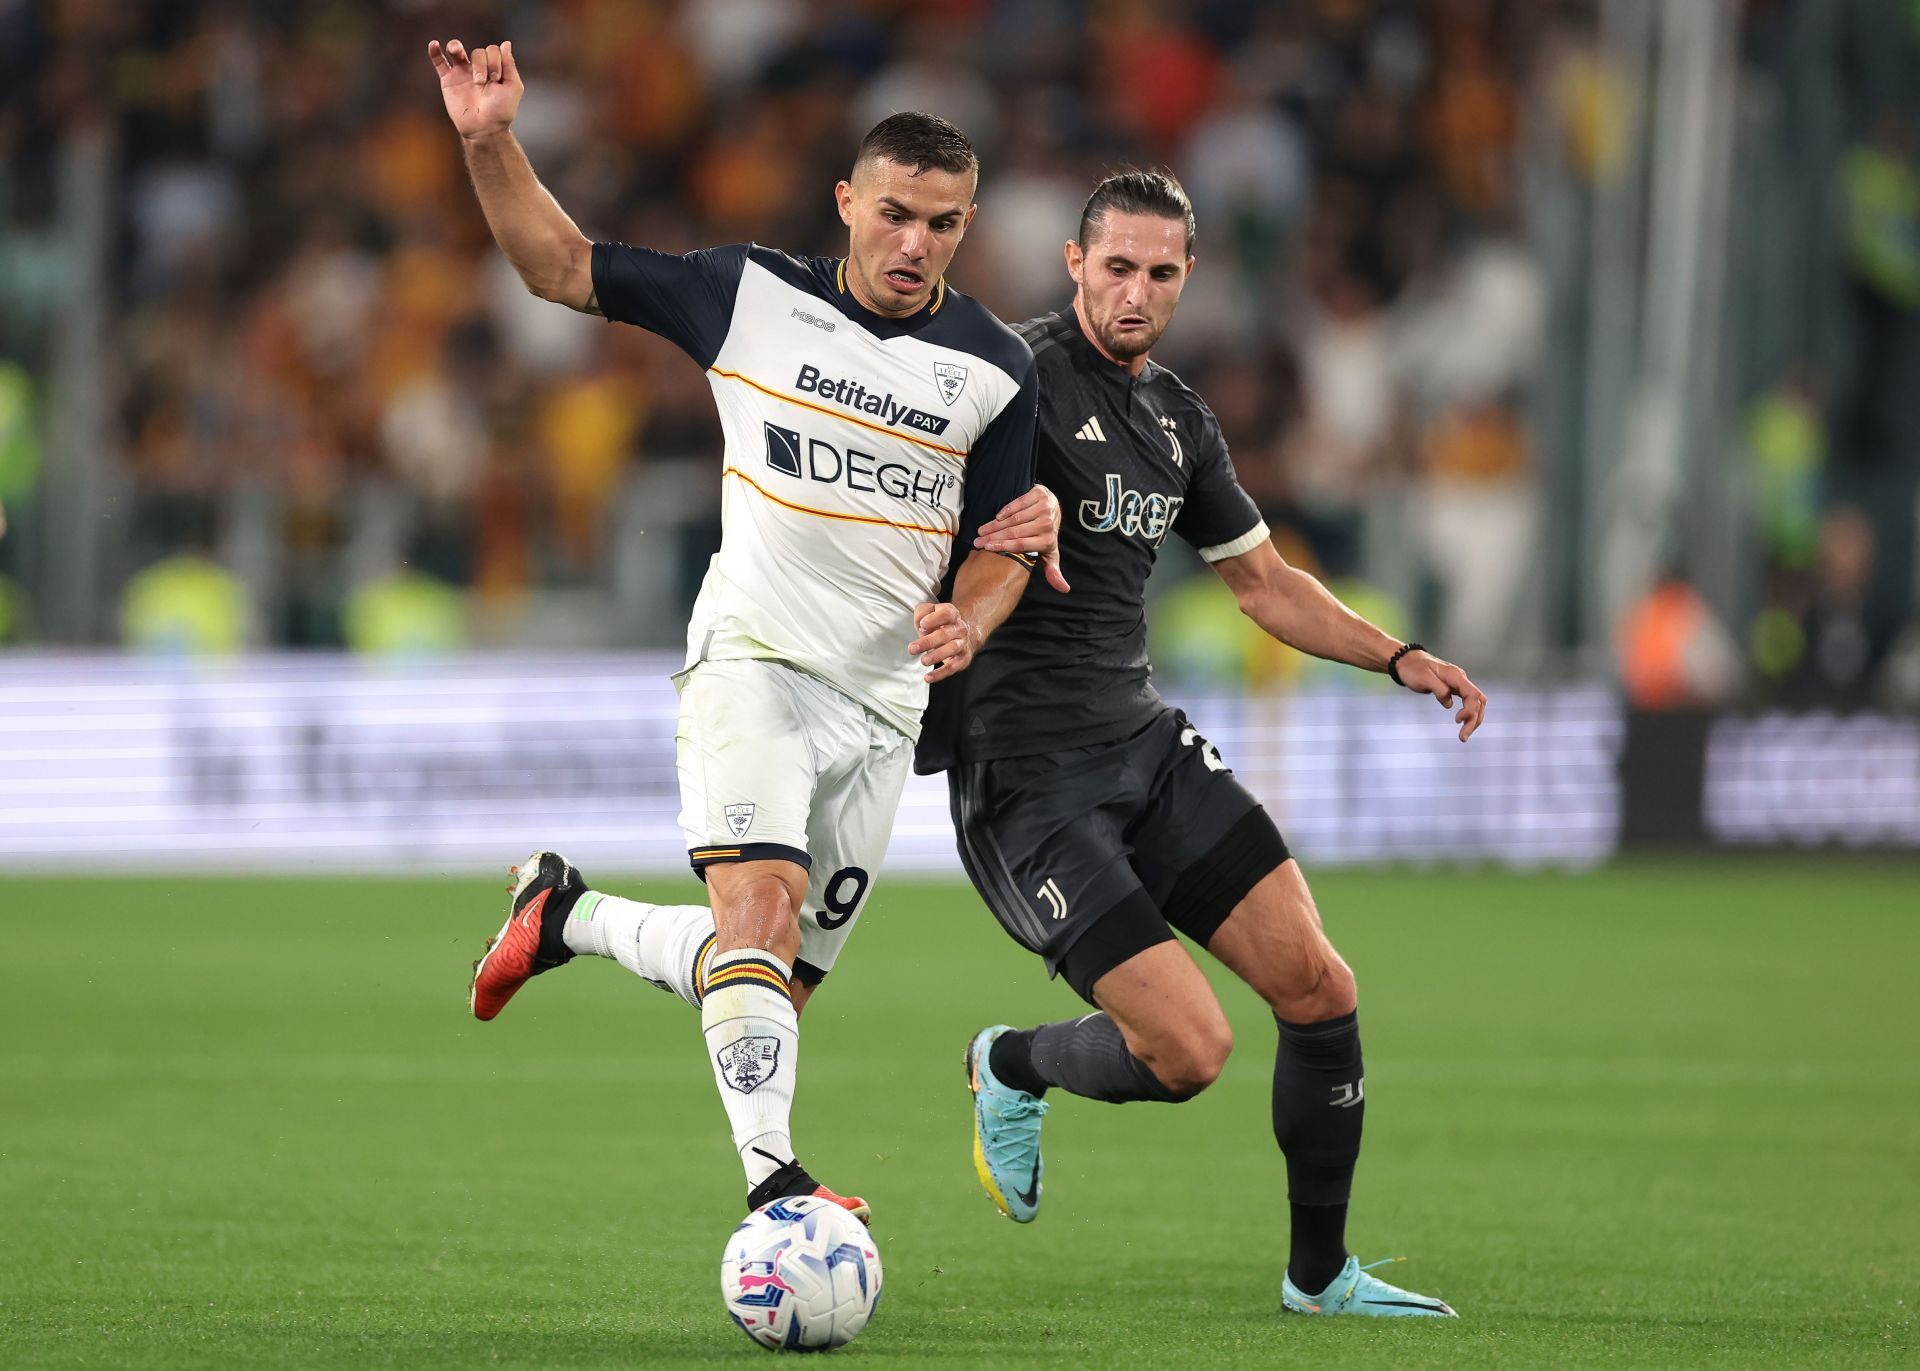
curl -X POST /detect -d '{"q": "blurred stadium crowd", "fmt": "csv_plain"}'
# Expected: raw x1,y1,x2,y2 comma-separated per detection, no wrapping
1,0,1917,711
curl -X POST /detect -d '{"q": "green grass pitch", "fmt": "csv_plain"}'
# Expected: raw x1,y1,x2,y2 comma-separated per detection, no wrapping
4,859,1916,1369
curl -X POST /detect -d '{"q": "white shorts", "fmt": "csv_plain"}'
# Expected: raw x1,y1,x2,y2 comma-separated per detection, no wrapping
675,657,912,978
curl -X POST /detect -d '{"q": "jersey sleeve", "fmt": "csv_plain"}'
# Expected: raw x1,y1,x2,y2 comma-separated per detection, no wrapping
589,242,748,369
1174,403,1268,562
954,360,1040,560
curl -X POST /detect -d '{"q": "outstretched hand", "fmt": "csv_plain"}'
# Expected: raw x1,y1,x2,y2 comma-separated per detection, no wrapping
974,484,1069,593
428,39,524,140
1395,650,1488,741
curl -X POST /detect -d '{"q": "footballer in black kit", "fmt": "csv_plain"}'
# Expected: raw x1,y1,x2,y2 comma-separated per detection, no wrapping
918,171,1489,1320
919,304,1281,985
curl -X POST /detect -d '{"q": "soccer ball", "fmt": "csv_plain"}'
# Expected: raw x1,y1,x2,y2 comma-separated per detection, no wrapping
720,1195,883,1351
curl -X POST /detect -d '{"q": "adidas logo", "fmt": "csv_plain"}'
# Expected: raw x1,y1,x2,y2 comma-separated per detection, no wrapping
1075,416,1107,442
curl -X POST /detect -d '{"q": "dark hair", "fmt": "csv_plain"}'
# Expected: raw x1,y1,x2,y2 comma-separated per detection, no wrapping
854,111,979,179
1077,170,1196,255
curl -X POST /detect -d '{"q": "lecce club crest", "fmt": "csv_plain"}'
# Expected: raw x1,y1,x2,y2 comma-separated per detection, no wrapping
934,361,968,406
725,803,755,838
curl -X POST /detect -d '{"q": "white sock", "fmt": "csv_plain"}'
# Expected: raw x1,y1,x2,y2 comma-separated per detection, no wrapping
700,948,800,1191
563,893,716,1009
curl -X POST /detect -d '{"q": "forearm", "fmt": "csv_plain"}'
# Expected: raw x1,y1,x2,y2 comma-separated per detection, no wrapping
461,130,593,307
952,551,1032,652
1242,561,1400,673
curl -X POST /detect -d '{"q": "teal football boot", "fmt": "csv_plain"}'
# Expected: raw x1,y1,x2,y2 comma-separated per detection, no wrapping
963,1026,1049,1222
1282,1257,1457,1317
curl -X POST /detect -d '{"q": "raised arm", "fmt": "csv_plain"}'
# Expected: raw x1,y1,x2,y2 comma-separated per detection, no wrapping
428,39,594,311
1212,539,1488,741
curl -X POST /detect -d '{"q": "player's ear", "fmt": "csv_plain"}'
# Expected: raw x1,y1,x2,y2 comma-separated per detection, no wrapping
834,180,855,227
1184,254,1196,281
1064,238,1082,284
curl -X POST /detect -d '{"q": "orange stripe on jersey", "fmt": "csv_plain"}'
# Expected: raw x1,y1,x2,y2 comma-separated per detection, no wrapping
707,366,970,460
723,468,955,538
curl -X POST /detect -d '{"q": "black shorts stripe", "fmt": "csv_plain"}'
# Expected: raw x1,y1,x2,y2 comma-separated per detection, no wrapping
953,765,1046,951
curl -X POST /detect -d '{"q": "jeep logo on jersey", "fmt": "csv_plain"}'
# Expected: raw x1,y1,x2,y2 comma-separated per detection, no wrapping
794,363,950,436
763,423,957,511
1080,474,1185,546
934,361,968,405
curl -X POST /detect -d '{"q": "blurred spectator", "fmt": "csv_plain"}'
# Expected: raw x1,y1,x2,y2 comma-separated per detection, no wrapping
1840,119,1920,472
1618,574,1739,710
120,551,252,657
1745,365,1827,572
853,19,995,146
0,571,26,644
1283,265,1395,575
1180,69,1312,259
343,566,468,657
1792,504,1896,703
1413,396,1538,667
1394,219,1547,412
971,121,1084,322
0,361,38,530
1750,503,1900,705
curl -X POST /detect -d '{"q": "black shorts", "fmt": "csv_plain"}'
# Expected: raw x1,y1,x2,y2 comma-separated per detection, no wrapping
948,708,1290,1000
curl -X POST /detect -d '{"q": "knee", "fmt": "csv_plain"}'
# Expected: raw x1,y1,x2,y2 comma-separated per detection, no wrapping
1142,1018,1234,1100
1263,947,1357,1023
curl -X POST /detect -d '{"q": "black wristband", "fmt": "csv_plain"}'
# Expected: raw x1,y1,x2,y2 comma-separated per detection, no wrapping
1386,642,1423,687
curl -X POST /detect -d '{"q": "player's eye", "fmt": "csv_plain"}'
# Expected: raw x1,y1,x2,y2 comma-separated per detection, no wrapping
883,211,904,223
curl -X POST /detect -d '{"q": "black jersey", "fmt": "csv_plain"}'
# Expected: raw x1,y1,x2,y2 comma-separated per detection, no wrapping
916,305,1266,773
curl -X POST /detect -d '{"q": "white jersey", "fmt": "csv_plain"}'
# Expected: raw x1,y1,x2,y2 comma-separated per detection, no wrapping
591,243,1039,738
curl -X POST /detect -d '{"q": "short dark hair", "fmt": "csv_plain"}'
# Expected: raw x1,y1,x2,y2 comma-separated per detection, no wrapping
1077,170,1196,256
854,111,979,180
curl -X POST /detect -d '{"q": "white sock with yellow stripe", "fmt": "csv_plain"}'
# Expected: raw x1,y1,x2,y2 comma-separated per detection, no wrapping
563,893,716,1009
701,948,801,1190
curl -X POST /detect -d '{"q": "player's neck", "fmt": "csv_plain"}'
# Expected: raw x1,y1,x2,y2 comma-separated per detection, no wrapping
1070,295,1150,376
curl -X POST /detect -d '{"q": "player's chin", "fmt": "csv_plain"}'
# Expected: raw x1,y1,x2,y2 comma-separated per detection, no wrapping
1101,324,1160,359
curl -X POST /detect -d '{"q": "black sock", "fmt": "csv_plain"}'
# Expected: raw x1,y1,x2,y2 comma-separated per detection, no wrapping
1273,1010,1364,1291
1288,1201,1350,1294
996,1014,1188,1103
988,1028,1048,1096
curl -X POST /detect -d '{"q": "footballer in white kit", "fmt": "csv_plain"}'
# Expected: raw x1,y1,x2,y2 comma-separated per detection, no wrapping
433,33,1059,1225
591,239,1043,974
